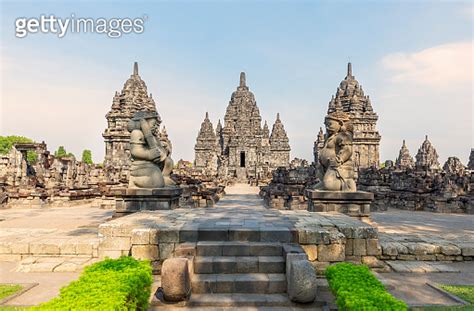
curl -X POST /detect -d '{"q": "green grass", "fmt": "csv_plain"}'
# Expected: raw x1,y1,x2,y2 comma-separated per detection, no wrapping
0,285,23,300
440,285,474,304
411,285,474,311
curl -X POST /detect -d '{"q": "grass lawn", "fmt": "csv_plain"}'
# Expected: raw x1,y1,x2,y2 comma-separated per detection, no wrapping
411,285,474,311
0,285,23,301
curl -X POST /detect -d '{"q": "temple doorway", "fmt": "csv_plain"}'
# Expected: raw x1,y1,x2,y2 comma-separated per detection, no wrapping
240,151,246,167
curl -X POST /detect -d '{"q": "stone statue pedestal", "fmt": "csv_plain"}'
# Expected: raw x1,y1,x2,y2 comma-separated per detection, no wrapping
305,190,373,218
114,187,183,218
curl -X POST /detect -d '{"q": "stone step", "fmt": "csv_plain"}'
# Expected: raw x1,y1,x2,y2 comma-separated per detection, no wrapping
194,228,294,242
187,293,293,308
150,293,326,309
191,273,287,294
196,241,283,257
194,256,285,274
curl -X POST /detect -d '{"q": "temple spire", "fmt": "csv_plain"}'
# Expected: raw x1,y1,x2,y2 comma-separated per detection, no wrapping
133,62,139,75
240,72,246,87
205,111,209,120
347,62,352,77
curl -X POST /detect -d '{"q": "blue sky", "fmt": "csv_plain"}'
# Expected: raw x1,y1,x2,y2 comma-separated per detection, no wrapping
1,0,472,164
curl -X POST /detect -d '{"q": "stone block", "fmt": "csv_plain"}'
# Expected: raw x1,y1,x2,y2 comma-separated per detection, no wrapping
353,239,367,256
301,245,318,261
76,243,94,255
440,245,461,256
397,254,416,261
362,256,385,268
154,229,179,243
415,254,437,261
99,237,131,251
161,258,190,302
175,242,196,257
318,244,345,262
159,243,175,260
131,229,151,244
366,239,382,256
406,243,440,255
288,260,317,303
30,243,60,255
59,243,76,255
131,245,159,260
345,239,353,256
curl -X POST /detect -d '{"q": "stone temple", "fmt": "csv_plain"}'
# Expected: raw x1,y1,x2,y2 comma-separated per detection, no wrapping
194,72,291,181
102,62,165,183
314,63,381,171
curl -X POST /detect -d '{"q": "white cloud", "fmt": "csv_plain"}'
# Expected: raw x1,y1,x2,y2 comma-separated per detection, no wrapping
381,41,473,88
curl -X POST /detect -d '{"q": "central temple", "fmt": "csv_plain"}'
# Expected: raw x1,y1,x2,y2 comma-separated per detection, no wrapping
194,72,291,181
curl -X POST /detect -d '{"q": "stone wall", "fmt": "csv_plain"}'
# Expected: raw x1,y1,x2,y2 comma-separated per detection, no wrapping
358,165,472,214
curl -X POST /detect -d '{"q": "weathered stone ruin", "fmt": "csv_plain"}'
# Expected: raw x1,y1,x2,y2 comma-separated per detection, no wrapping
314,63,381,171
194,72,291,182
1,63,225,209
358,137,472,213
0,142,111,208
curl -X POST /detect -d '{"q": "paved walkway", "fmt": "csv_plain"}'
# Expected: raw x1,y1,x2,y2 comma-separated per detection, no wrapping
372,208,474,243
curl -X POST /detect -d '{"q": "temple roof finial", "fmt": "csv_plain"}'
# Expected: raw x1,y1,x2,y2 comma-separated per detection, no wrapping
205,112,209,119
276,112,280,120
403,139,406,146
133,62,139,75
240,72,246,87
347,62,352,77
425,135,428,141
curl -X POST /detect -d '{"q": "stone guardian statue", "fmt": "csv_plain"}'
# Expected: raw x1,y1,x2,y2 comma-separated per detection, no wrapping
127,111,175,188
311,110,357,192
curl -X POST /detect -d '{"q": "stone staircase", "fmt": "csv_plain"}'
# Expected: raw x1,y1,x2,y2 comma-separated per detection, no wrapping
150,240,322,308
189,241,288,307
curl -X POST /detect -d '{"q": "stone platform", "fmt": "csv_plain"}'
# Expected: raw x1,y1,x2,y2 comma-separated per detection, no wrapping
306,189,374,217
114,187,183,217
99,186,380,270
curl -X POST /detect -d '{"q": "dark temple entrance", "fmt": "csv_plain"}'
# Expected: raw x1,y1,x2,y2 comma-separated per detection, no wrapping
240,151,246,167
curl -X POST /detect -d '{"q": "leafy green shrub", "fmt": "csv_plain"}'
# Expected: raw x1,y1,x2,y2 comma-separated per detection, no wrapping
34,256,153,311
0,136,33,154
326,262,407,311
81,149,93,164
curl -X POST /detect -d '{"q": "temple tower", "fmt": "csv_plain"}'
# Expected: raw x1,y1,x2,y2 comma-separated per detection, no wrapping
194,112,218,175
269,113,291,167
415,135,441,171
102,62,160,183
395,140,415,170
194,72,290,181
322,62,381,171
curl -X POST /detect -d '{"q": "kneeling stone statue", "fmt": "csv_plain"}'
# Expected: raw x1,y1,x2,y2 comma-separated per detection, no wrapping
312,110,356,192
127,111,175,189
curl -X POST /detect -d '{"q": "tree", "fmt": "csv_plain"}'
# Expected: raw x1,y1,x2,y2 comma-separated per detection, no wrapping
0,135,34,154
0,136,37,163
81,150,93,164
54,146,67,158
